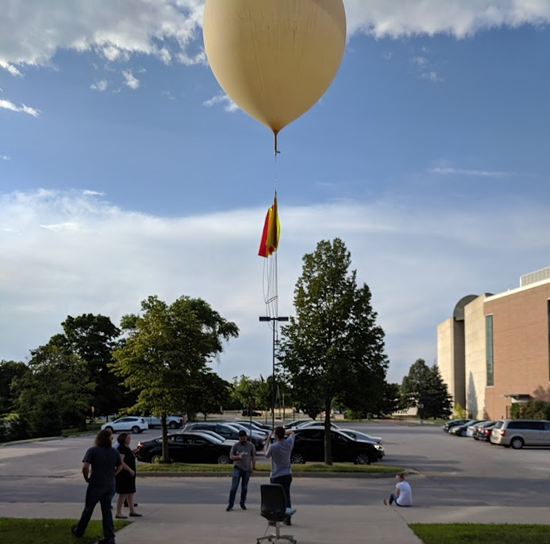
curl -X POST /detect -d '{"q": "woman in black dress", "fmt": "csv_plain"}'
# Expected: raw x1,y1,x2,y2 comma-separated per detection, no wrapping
115,433,141,519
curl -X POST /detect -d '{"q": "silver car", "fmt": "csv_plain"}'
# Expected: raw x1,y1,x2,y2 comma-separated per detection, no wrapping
491,419,550,449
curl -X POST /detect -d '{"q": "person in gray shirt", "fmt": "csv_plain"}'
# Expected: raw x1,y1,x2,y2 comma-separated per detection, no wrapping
227,430,256,511
265,426,295,525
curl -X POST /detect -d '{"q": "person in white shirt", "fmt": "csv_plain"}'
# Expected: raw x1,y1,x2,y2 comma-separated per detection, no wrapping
383,473,412,507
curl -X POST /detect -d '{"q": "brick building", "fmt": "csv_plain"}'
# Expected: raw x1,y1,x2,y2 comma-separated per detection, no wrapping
437,267,550,420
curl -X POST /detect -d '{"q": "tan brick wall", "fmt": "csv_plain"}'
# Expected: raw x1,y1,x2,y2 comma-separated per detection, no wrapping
464,296,489,419
437,317,466,408
484,282,550,420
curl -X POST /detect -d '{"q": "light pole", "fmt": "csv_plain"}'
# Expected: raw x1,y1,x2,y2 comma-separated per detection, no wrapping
259,315,289,429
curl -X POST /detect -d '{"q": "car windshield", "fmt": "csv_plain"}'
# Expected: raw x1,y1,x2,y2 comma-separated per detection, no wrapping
340,430,379,442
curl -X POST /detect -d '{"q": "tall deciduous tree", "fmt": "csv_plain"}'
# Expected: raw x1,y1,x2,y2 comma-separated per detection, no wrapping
41,314,123,417
278,238,388,465
0,360,28,415
14,346,94,436
112,295,238,462
401,359,452,419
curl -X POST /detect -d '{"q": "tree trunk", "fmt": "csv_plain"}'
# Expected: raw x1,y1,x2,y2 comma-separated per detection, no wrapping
324,399,333,466
161,415,169,463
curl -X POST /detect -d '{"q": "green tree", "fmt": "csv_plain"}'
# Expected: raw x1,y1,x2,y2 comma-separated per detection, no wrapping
401,359,452,419
40,314,124,417
0,360,28,415
14,346,94,437
112,295,238,462
278,238,388,464
186,371,231,420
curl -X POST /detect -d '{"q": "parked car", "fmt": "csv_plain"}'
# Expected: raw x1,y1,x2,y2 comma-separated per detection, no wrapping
143,415,184,429
283,419,313,430
235,421,272,435
136,431,233,464
297,421,342,431
241,409,262,417
291,428,384,465
339,429,383,444
449,420,483,436
464,420,487,437
442,419,471,432
224,422,268,444
101,416,148,434
184,422,265,450
491,419,550,449
473,421,496,441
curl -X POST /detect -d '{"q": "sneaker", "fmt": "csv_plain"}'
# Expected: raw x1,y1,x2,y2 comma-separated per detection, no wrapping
71,524,82,537
226,505,233,512
240,503,247,510
283,518,292,526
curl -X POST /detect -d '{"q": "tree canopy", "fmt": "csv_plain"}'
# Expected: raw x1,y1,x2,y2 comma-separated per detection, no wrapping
112,295,238,461
278,238,388,464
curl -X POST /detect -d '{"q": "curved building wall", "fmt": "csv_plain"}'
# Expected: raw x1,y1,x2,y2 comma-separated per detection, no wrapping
464,295,489,419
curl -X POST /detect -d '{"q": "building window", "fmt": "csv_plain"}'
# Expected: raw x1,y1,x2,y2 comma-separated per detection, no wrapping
485,314,494,386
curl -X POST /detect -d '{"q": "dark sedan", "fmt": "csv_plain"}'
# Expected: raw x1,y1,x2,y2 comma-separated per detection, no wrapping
473,421,496,442
291,428,385,465
136,431,233,464
442,419,470,432
184,422,265,450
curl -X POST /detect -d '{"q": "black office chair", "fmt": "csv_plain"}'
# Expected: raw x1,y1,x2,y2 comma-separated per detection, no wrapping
257,484,297,544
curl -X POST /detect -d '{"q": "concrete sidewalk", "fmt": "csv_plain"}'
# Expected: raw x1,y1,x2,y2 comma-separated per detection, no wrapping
3,502,550,544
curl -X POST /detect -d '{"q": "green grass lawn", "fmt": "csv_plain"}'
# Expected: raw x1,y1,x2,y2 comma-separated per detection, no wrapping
138,461,404,474
411,523,550,544
0,518,130,544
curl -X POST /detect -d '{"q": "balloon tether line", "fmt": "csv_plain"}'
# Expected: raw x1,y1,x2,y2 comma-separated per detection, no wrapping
273,130,281,157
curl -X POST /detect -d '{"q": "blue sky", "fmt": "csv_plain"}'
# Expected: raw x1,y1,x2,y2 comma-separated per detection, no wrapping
1,1,550,386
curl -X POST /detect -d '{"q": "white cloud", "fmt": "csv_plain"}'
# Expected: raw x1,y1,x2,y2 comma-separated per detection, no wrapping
344,0,550,39
0,98,39,117
1,188,549,384
0,59,22,76
1,0,549,78
90,80,108,92
82,189,105,196
203,93,239,113
1,155,10,160
122,70,140,90
430,166,517,178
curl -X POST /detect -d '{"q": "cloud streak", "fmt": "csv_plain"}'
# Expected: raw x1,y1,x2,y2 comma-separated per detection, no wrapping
0,98,39,117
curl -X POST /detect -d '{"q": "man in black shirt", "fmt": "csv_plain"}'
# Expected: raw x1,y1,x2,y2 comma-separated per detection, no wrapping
72,429,122,544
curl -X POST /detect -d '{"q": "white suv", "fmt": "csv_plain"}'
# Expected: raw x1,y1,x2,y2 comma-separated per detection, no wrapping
101,416,149,434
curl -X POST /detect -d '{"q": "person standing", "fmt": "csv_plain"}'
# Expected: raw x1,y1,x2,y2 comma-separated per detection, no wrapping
383,473,412,507
265,427,295,525
72,429,122,544
227,430,256,511
114,433,141,519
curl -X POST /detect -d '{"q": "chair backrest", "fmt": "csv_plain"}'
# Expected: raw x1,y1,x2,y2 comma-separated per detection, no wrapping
260,484,288,522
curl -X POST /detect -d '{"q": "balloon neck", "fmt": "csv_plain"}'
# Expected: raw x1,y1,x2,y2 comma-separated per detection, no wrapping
273,131,280,157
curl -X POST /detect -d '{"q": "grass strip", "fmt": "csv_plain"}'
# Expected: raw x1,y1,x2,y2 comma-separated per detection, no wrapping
0,518,130,544
410,523,550,544
138,461,404,474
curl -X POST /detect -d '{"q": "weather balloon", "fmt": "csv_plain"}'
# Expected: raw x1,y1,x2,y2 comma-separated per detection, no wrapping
203,0,347,152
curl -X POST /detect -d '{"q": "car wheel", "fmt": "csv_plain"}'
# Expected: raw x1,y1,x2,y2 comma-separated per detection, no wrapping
290,453,305,464
217,454,231,465
511,437,524,450
151,454,162,464
131,426,140,434
354,452,371,465
169,421,177,429
104,426,114,433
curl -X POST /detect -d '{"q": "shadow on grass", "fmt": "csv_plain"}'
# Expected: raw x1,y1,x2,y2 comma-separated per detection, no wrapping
0,518,131,544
